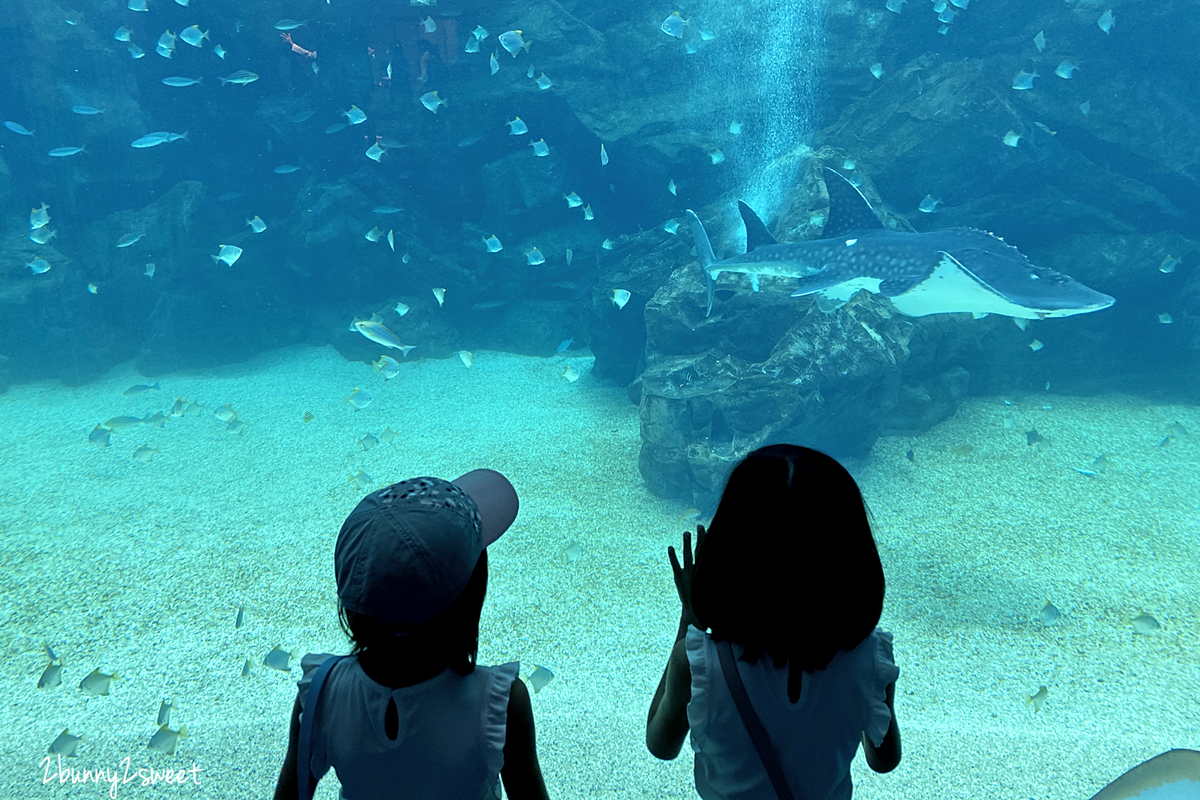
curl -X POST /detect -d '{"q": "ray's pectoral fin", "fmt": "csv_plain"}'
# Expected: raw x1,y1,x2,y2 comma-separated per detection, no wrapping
879,276,925,297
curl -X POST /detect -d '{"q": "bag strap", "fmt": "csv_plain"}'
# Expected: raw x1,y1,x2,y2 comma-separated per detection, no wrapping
716,639,795,800
298,655,348,800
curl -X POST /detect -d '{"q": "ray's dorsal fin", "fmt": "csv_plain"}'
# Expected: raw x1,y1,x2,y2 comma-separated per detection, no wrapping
737,201,778,252
822,167,885,239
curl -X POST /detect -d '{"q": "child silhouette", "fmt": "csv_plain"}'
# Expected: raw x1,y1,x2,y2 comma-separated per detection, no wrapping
647,444,901,799
274,470,549,800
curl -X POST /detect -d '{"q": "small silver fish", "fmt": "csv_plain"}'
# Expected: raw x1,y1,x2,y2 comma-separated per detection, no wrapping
499,30,529,56
123,382,160,396
1130,614,1160,634
530,139,549,157
264,646,296,671
235,603,244,629
88,425,111,447
117,232,146,248
241,657,251,677
526,665,554,693
1026,685,1048,712
38,662,64,689
420,91,445,113
562,541,584,561
132,445,159,463
661,12,688,37
483,234,503,252
49,730,85,757
79,668,119,696
1040,600,1061,626
343,388,373,411
507,117,528,135
360,434,380,451
148,724,188,755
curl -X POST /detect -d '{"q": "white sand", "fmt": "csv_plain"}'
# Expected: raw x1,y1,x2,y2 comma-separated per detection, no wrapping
0,345,1196,799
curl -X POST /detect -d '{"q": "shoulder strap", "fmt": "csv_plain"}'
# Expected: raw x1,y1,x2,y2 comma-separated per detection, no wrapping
715,640,795,800
298,655,348,800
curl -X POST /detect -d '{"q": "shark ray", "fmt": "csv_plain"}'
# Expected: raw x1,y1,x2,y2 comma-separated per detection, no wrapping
686,168,1115,320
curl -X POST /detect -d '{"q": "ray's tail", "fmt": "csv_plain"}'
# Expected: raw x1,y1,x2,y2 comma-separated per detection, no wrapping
685,209,718,317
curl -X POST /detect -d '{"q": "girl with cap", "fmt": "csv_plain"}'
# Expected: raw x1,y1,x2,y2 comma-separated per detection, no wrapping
274,470,549,800
645,445,902,800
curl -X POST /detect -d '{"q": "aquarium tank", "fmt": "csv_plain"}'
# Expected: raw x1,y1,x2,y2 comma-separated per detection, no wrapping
1,0,1197,797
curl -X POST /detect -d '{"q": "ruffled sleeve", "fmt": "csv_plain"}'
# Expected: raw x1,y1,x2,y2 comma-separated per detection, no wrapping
684,625,709,752
863,629,900,748
483,661,521,779
297,653,340,712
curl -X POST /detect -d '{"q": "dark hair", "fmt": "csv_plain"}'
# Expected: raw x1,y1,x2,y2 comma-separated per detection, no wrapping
339,550,488,676
690,444,884,702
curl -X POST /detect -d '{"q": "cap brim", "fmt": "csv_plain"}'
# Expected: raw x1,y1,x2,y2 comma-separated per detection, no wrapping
453,469,519,546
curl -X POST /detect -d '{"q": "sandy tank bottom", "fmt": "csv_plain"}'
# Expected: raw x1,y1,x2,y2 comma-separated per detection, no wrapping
0,344,1196,799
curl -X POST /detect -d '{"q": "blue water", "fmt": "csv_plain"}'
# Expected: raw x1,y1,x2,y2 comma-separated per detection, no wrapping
1,0,1197,797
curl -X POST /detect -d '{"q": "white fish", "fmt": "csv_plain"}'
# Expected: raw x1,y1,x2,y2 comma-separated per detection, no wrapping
459,350,473,368
274,165,300,174
661,11,688,37
564,191,583,208
71,105,102,115
530,139,548,156
127,0,148,9
219,70,259,86
214,44,226,59
583,205,594,221
886,0,905,12
499,30,529,56
483,234,503,252
28,257,51,274
1080,100,1091,116
535,73,552,90
490,53,499,75
387,230,395,252
148,724,188,755
465,37,480,53
600,143,609,165
565,249,573,266
433,287,446,307
709,149,725,164
526,247,545,265
156,43,174,59
1097,9,1113,33
114,26,132,41
365,227,384,242
507,117,528,135
602,238,615,250
157,30,177,51
527,64,534,79
30,227,56,244
87,283,99,294
394,302,410,316
117,232,146,247
366,142,386,162
730,119,744,133
612,289,631,309
4,121,34,135
131,131,186,148
144,263,156,277
869,63,883,79
1054,61,1077,79
343,105,367,124
420,91,445,113
212,244,243,266
246,216,267,233
473,25,488,40
128,43,145,58
354,320,410,352
668,179,677,196
1012,70,1037,90
29,203,50,229
663,219,680,234
274,20,305,31
1002,131,1021,147
162,76,202,87
918,195,941,213
1034,31,1045,52
179,25,209,47
49,146,85,157
421,17,436,33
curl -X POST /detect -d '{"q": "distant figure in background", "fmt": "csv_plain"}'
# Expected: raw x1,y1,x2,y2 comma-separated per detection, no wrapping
646,444,902,799
273,470,549,800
